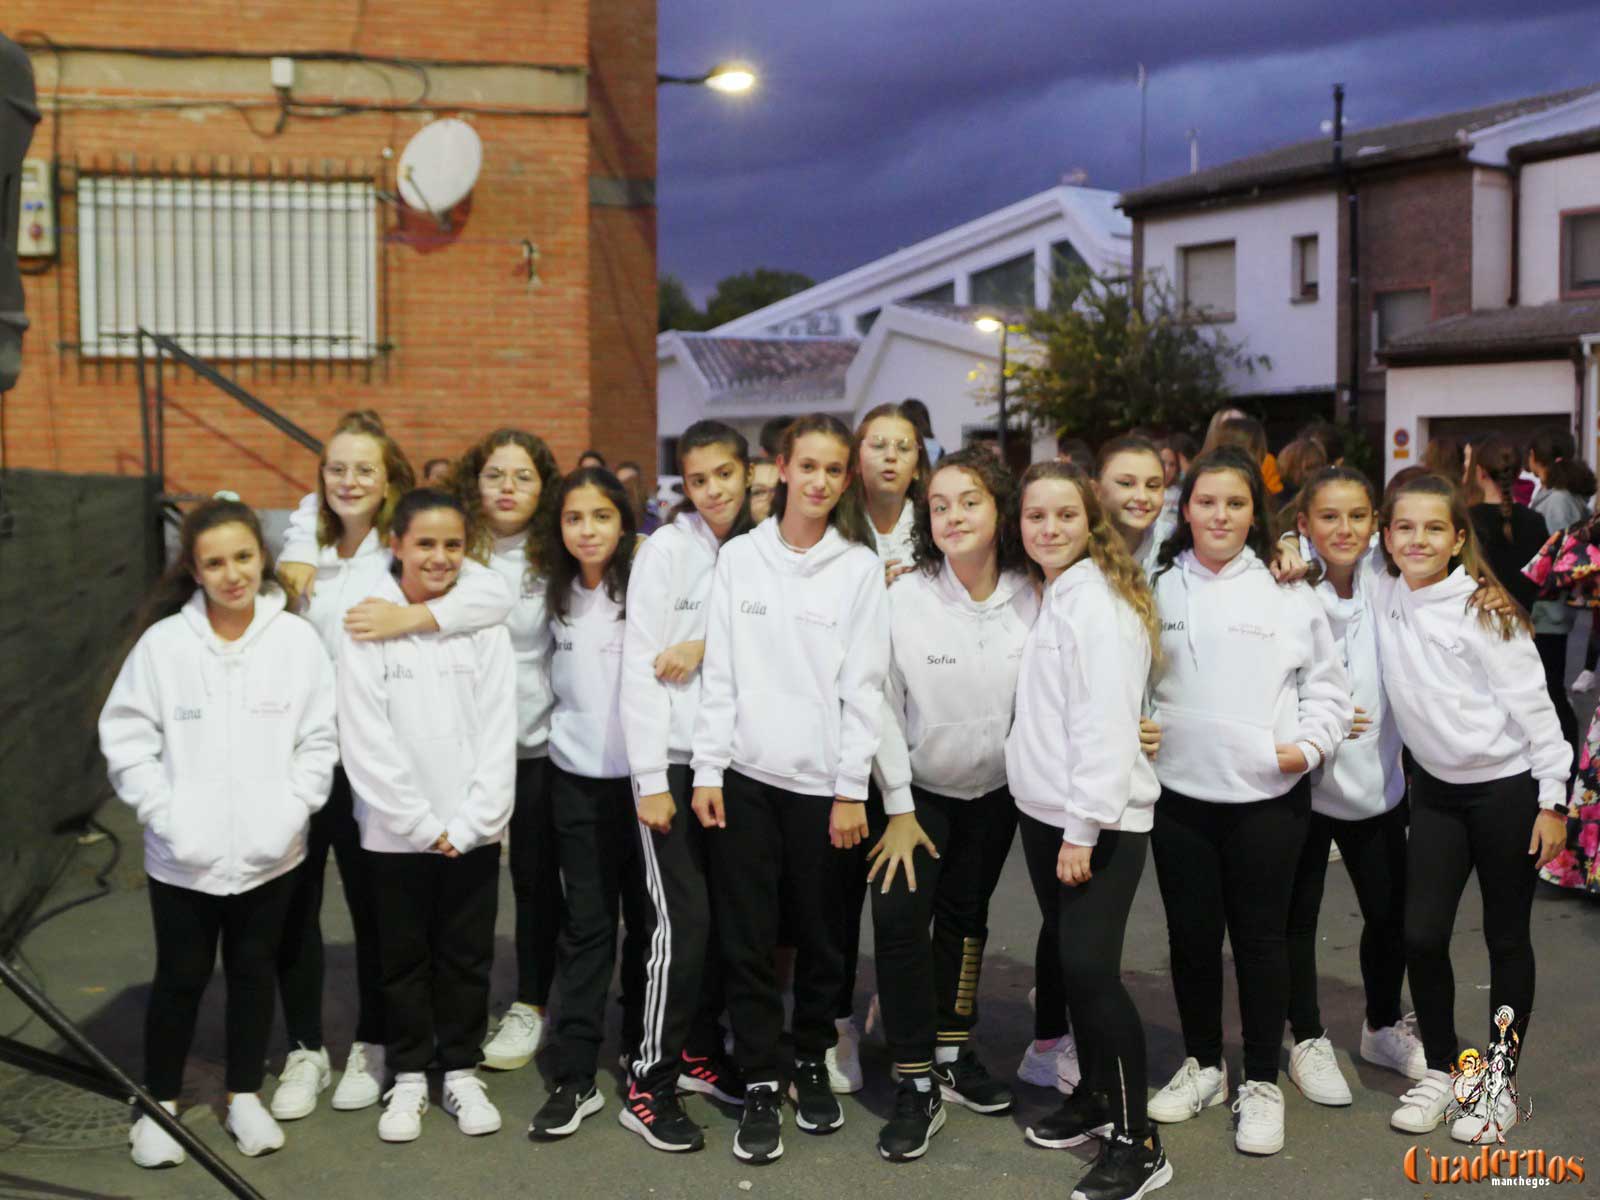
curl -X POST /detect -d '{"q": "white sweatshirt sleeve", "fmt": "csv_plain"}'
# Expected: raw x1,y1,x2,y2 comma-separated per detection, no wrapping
621,539,676,798
1475,626,1573,808
336,636,446,852
444,626,518,853
872,656,915,814
1059,591,1149,846
279,492,321,566
288,642,339,815
427,557,514,635
98,636,174,836
834,561,891,800
1292,592,1355,769
691,555,737,789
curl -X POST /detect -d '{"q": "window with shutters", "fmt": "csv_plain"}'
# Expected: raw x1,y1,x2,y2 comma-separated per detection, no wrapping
1563,209,1600,299
1372,288,1433,360
75,170,380,361
1179,241,1235,320
1292,234,1319,302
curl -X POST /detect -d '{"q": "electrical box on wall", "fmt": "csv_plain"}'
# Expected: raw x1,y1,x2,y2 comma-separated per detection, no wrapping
18,158,54,257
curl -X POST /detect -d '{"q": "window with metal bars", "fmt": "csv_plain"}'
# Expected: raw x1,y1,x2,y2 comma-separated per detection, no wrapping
73,163,382,367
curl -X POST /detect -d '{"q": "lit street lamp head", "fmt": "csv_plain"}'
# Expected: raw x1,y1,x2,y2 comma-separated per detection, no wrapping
973,316,1003,334
658,62,758,93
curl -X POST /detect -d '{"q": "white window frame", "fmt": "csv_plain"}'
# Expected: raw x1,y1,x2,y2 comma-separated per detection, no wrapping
1179,240,1236,321
1291,233,1319,302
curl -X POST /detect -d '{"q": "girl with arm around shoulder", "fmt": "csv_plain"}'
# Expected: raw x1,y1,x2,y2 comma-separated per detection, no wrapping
100,499,337,1166
1003,463,1174,1200
1375,473,1568,1143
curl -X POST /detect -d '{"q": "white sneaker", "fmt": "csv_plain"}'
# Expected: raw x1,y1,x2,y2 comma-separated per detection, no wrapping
129,1100,185,1168
1390,1068,1454,1133
225,1093,285,1157
332,1041,385,1111
1148,1058,1229,1124
270,1045,331,1120
1449,1085,1518,1144
1287,1035,1353,1106
1572,668,1597,694
378,1073,429,1143
1055,1034,1082,1094
1017,1040,1058,1088
1231,1080,1286,1155
825,1017,863,1094
1361,1014,1428,1081
442,1072,502,1136
482,1003,544,1071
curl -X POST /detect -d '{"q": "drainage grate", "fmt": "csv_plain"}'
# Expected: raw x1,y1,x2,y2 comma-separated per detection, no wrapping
0,1068,131,1151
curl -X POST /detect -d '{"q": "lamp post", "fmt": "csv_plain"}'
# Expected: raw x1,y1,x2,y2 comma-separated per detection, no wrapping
974,315,1009,461
657,62,757,93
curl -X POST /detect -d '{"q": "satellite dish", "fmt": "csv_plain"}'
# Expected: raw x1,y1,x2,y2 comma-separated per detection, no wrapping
397,118,482,214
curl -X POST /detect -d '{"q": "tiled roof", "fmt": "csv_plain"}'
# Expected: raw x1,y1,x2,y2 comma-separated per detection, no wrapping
1380,299,1600,363
1121,84,1600,212
680,335,859,403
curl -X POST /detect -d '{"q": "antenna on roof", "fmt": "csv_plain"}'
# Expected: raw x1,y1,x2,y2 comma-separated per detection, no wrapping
1186,129,1199,174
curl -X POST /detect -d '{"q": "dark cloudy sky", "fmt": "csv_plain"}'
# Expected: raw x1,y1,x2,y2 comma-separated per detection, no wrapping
657,0,1600,302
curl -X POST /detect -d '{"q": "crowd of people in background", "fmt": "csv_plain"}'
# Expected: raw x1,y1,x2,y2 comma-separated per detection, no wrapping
95,395,1595,1200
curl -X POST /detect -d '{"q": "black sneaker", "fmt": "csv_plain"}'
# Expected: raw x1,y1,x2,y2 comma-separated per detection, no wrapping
618,1080,705,1153
932,1049,1014,1114
1071,1128,1173,1200
678,1049,745,1106
527,1082,605,1140
1025,1089,1114,1150
788,1059,843,1133
877,1078,946,1162
733,1084,784,1164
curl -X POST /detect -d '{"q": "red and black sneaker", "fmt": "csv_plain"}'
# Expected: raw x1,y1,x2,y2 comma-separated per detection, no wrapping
678,1050,746,1106
618,1081,705,1153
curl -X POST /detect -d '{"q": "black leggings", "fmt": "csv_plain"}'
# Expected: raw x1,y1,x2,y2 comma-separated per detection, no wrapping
1019,814,1151,1137
146,872,297,1099
1150,780,1310,1083
868,786,1018,1069
1286,802,1409,1042
507,756,562,1007
276,767,385,1049
1535,633,1580,786
1405,767,1539,1072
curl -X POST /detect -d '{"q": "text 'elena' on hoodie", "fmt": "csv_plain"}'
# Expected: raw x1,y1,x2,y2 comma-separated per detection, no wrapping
1006,559,1160,844
548,573,630,779
691,517,889,799
99,589,339,896
336,571,517,854
1149,546,1353,803
873,560,1038,815
1373,565,1571,808
621,511,721,798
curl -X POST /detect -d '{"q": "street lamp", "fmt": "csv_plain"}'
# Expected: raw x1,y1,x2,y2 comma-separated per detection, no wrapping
973,315,1011,460
657,62,758,93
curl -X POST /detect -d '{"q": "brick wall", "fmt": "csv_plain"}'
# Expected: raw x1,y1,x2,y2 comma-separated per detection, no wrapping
7,1,658,507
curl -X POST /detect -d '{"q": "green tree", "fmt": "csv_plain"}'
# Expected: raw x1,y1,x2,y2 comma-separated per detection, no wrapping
1006,266,1270,446
702,268,815,329
658,274,707,333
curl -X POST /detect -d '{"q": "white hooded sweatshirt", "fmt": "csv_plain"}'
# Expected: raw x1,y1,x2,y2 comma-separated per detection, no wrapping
622,512,721,798
1149,547,1353,803
337,572,517,854
872,499,917,568
99,589,338,896
692,518,889,799
1007,560,1160,844
874,562,1038,814
548,577,630,780
282,491,514,658
1372,566,1570,809
487,532,554,759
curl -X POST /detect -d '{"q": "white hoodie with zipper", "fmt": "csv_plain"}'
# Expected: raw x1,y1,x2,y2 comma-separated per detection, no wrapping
99,589,338,896
487,532,554,759
549,578,630,780
1007,559,1161,844
1149,547,1353,803
622,512,720,798
337,572,517,854
692,518,889,799
874,562,1038,815
1372,566,1570,809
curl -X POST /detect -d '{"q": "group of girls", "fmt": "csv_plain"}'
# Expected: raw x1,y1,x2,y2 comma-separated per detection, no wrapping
99,401,1569,1200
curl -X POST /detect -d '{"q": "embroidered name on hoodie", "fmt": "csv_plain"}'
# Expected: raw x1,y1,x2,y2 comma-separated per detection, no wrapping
555,638,574,651
926,654,957,666
674,597,702,612
250,700,291,717
173,706,204,721
384,664,414,680
1229,622,1275,640
1162,620,1185,632
797,609,837,631
739,600,767,616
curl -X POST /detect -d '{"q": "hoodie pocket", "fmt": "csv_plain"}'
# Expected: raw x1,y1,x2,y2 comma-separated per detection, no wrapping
236,780,311,871
734,690,835,781
162,780,227,873
1154,705,1283,798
